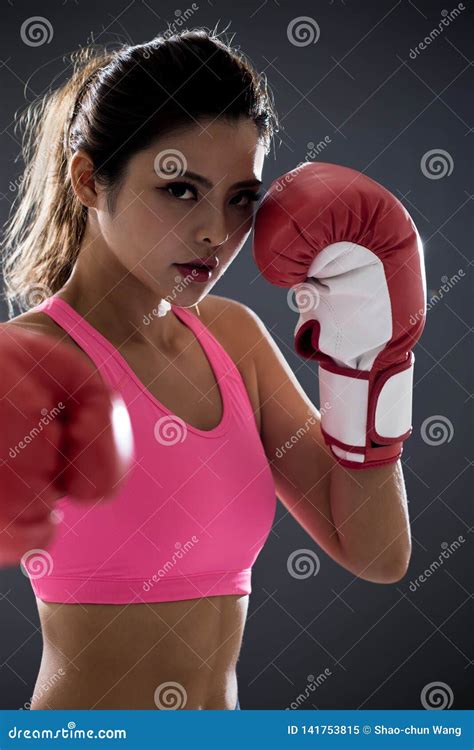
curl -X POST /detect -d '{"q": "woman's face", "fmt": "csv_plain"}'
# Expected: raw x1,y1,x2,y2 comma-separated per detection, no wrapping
95,117,265,306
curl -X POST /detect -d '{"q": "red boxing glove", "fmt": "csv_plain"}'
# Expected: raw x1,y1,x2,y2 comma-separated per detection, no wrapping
0,324,134,566
253,162,427,470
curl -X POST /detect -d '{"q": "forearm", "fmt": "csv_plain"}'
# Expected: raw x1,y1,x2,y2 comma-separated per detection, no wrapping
329,459,412,583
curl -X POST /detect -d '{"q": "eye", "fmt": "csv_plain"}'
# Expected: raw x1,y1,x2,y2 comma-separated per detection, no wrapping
162,181,198,201
160,182,262,208
230,190,262,208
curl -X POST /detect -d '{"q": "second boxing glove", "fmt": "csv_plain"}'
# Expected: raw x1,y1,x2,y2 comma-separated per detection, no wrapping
0,324,134,565
253,161,427,470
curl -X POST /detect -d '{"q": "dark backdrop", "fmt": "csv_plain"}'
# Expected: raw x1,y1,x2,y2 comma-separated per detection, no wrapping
0,0,472,711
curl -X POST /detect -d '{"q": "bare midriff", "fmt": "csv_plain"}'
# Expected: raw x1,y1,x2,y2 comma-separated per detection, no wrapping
31,593,248,709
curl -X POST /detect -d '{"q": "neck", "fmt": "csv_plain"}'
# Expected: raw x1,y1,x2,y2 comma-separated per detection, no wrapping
56,229,180,351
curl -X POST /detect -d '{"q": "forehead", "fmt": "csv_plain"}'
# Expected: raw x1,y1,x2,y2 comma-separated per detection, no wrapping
139,118,265,182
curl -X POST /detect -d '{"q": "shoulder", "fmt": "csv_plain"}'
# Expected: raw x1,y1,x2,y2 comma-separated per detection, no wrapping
196,294,268,355
8,308,77,343
201,295,303,394
6,309,97,369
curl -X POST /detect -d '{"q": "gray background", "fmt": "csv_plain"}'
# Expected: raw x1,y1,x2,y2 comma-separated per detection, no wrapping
0,0,472,711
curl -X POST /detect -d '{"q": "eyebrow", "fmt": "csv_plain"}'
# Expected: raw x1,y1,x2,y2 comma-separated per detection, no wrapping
156,168,262,190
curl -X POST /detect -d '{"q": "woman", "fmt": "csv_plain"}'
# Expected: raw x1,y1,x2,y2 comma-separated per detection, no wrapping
1,29,413,710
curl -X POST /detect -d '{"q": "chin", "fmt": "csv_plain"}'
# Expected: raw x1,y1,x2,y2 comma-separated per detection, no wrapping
162,287,208,309
163,265,222,303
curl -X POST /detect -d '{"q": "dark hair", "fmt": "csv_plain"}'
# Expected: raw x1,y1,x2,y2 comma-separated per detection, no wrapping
1,28,279,316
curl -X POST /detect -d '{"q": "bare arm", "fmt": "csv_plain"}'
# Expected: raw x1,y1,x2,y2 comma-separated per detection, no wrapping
232,301,411,584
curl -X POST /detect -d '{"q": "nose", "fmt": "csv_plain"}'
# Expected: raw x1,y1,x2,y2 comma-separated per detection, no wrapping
194,205,229,248
200,232,229,247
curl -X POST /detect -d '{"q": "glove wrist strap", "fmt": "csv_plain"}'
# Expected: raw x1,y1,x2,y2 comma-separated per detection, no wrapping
318,353,414,469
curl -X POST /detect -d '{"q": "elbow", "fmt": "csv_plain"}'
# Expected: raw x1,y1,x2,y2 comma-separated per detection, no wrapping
363,556,410,584
344,547,412,585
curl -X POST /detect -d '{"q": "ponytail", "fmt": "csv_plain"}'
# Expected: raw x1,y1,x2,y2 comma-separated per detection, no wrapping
1,47,116,317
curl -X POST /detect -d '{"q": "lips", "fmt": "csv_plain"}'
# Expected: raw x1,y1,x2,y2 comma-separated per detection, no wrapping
176,256,219,271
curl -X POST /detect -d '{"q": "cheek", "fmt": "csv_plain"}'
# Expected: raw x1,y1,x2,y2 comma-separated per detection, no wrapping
100,214,165,273
122,199,171,251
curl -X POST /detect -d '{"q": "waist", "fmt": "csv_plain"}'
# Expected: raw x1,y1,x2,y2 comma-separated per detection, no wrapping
32,595,248,710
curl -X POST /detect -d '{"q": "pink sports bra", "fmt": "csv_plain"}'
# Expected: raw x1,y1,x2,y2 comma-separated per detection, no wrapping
24,295,277,605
